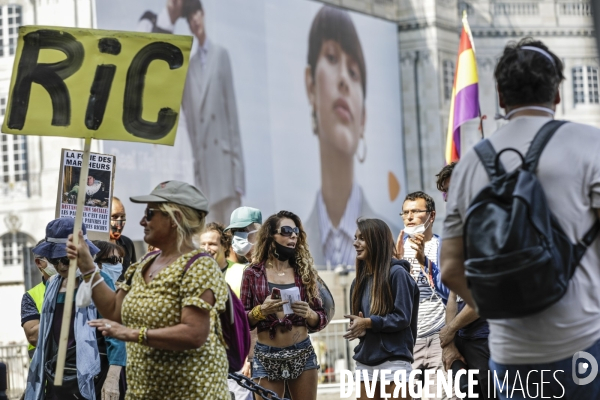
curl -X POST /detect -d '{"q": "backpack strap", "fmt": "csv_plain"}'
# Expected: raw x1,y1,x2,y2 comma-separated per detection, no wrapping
521,120,600,266
574,220,600,264
182,253,235,324
474,139,507,180
182,252,211,275
524,120,568,172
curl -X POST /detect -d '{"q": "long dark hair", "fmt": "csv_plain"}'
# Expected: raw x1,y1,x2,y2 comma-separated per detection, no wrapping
351,218,394,316
252,210,320,304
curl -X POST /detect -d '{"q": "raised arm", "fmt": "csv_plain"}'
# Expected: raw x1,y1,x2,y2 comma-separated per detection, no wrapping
67,231,126,322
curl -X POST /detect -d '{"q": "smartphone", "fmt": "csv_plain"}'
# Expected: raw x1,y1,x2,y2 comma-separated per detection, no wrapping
271,287,281,300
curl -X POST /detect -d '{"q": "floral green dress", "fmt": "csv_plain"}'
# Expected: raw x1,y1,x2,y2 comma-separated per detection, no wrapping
118,249,229,400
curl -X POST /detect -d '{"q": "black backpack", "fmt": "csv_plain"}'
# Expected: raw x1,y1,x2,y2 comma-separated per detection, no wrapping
464,120,600,319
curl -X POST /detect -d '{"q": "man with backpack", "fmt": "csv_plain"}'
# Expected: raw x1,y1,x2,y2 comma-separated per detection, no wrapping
441,38,600,398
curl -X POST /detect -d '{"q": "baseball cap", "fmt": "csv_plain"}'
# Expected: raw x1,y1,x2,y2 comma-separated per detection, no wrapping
129,180,209,213
225,207,262,231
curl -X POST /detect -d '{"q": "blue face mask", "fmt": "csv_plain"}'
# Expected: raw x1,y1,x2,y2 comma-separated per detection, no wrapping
102,262,123,284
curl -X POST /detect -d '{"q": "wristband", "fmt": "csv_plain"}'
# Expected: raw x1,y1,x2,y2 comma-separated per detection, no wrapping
138,327,147,345
82,266,99,282
251,305,266,321
84,271,100,283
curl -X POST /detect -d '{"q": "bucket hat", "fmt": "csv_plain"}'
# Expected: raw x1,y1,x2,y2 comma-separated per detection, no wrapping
32,217,100,259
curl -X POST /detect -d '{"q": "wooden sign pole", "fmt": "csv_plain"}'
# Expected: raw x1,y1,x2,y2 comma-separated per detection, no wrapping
54,136,92,385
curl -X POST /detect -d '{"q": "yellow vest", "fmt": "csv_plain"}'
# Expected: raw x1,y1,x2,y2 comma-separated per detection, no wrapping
224,261,246,298
26,282,46,352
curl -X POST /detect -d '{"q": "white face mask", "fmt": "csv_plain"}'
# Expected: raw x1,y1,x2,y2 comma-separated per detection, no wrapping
404,215,431,238
40,259,58,277
232,235,253,256
232,230,257,257
102,262,123,284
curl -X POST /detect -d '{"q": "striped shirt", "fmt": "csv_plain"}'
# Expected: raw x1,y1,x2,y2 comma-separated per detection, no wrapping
317,183,361,267
403,235,445,338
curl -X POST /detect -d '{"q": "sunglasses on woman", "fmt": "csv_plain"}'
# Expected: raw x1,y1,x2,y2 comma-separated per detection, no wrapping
98,256,123,265
48,257,70,266
275,226,300,237
144,208,163,222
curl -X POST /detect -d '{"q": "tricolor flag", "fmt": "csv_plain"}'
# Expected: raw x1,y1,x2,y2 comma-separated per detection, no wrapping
445,12,480,164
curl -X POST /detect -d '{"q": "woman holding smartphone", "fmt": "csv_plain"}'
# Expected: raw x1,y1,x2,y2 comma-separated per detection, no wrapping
240,210,327,400
344,218,419,400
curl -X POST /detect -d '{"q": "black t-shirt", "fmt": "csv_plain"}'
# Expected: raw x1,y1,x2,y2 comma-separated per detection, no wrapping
117,235,137,282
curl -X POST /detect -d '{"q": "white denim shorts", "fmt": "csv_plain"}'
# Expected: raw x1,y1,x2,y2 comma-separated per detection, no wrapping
355,360,413,382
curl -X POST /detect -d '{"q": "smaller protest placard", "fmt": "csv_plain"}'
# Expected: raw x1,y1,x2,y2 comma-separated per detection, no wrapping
56,149,116,240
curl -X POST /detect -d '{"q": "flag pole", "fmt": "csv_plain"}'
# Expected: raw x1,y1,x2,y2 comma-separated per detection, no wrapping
54,135,92,385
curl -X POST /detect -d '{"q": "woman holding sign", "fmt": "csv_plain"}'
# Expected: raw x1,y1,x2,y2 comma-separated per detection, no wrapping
344,218,419,400
66,181,229,400
240,210,327,400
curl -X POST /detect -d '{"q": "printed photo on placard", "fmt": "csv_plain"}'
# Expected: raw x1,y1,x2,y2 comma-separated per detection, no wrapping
56,150,116,238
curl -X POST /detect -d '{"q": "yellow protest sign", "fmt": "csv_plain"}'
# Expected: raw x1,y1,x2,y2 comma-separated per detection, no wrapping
2,26,192,145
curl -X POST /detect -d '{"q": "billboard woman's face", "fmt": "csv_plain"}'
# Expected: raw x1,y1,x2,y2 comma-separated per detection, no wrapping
309,40,365,158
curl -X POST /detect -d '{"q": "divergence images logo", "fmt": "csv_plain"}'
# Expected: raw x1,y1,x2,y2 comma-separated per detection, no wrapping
572,351,599,385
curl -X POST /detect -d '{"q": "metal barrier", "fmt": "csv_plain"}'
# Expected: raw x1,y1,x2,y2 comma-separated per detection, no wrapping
0,344,28,400
310,319,356,390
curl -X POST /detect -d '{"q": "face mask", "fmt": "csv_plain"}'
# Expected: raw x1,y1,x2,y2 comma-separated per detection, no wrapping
274,241,296,262
232,235,253,256
102,262,123,284
41,259,58,277
404,215,431,238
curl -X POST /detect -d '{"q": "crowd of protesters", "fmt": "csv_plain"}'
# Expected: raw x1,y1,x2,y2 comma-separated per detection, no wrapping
16,31,600,400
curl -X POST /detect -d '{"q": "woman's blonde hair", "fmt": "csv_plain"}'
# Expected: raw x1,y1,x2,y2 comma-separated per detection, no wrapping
157,202,206,252
252,210,321,304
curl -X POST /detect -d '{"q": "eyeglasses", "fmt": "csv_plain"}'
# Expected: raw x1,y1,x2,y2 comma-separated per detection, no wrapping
275,226,299,237
98,256,123,265
111,218,126,226
400,209,428,218
48,257,70,266
144,208,163,222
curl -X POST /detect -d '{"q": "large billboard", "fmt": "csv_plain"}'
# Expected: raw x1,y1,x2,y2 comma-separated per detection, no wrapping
96,0,405,269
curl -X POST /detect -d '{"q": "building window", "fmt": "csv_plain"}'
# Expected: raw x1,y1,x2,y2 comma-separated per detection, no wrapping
0,133,28,195
573,66,599,105
1,231,38,289
443,60,455,100
2,231,28,267
0,4,21,57
587,66,599,104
